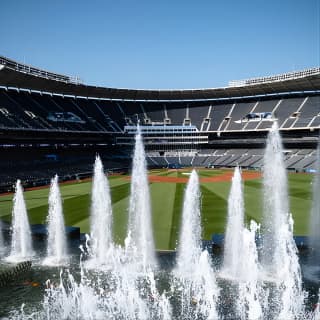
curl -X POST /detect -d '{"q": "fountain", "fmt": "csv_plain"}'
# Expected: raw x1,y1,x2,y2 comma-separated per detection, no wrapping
222,166,245,278
125,127,156,270
175,170,203,271
6,180,33,262
173,170,219,319
88,155,113,265
43,175,68,266
12,128,169,319
261,121,306,318
5,126,320,320
222,167,262,319
28,263,171,320
237,221,262,320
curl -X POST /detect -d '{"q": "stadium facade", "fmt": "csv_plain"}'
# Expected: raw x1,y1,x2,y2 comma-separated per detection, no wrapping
0,56,319,191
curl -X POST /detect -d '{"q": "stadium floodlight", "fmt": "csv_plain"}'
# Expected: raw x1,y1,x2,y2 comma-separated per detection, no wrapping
0,64,4,71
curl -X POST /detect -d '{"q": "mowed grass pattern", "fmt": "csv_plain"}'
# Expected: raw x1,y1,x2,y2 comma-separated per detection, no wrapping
0,169,313,250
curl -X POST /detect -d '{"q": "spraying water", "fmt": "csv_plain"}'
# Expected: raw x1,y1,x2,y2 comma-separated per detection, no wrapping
20,263,171,320
261,122,305,318
223,166,245,278
7,180,33,261
29,132,170,319
89,155,113,265
173,170,219,319
5,125,318,319
43,175,67,266
222,167,262,319
237,221,262,320
313,290,320,320
175,170,202,271
125,127,156,270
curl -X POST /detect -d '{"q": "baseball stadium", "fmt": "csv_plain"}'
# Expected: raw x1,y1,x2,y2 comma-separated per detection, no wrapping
0,56,319,243
0,54,319,319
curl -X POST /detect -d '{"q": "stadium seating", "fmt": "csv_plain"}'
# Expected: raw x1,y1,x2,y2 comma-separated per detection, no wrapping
293,96,320,128
0,146,130,193
225,102,257,131
0,60,319,179
188,105,210,129
166,106,187,126
276,97,305,128
0,88,319,134
145,147,318,172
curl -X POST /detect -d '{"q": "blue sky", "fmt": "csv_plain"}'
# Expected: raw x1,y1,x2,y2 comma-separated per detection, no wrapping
1,0,319,89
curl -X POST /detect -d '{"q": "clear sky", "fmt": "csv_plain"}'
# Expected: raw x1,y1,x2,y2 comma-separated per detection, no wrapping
1,0,319,89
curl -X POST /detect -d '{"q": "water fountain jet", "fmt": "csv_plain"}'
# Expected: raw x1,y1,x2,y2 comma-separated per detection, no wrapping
237,221,262,320
43,175,68,266
222,166,245,278
125,127,156,270
261,121,306,318
173,170,219,319
7,180,33,262
89,155,114,266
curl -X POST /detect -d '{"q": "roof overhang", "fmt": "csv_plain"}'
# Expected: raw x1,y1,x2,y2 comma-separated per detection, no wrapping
0,57,319,101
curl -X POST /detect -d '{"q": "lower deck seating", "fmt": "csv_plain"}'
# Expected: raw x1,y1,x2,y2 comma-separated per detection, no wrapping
146,148,318,171
0,147,130,193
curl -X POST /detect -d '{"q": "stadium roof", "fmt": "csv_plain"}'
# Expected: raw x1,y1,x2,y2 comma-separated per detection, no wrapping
0,56,319,101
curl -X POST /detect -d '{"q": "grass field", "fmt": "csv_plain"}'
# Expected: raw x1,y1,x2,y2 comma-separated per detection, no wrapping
0,169,313,250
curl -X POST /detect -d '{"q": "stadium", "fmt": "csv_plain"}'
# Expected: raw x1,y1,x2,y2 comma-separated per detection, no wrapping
0,56,319,190
0,54,320,319
0,55,319,235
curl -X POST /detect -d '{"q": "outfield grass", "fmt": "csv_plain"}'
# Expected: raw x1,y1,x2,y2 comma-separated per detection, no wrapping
0,169,313,250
